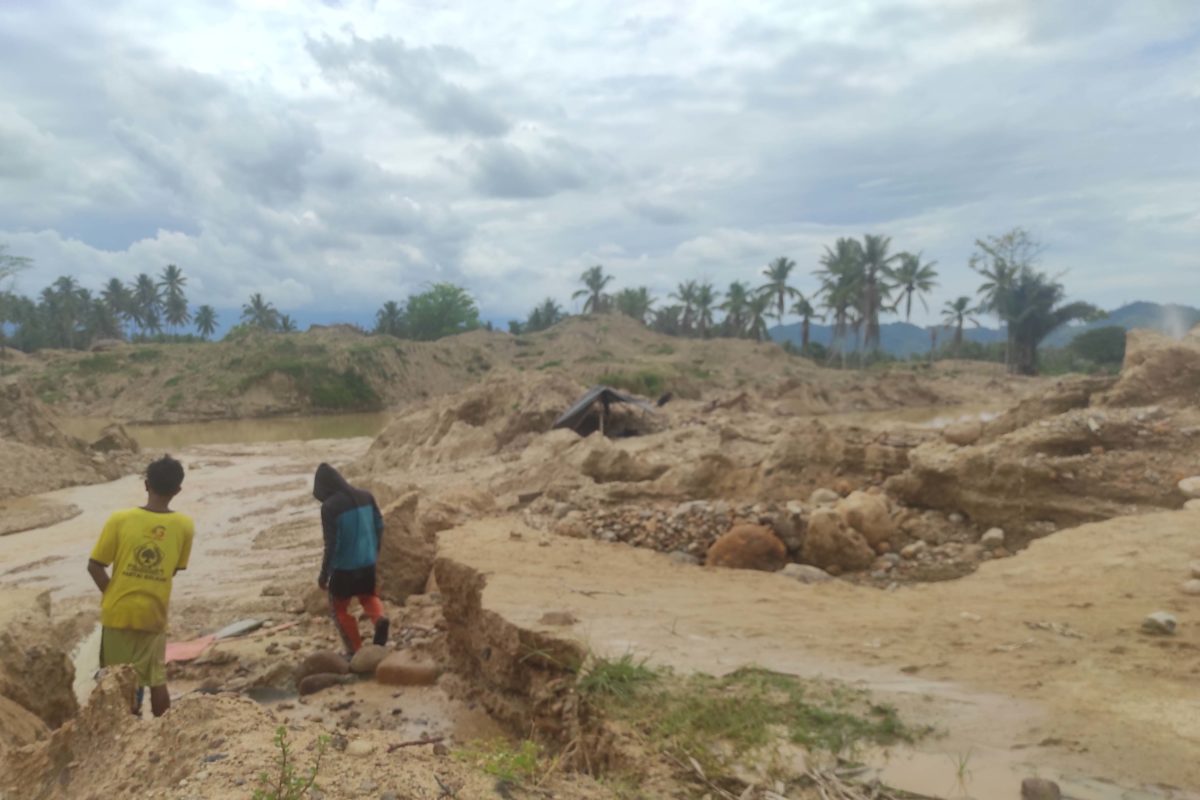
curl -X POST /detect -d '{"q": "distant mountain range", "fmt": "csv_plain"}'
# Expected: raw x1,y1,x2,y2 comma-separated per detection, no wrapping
769,302,1200,357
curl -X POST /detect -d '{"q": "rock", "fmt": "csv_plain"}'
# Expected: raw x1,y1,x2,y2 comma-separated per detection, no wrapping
376,653,440,687
800,508,875,572
297,673,352,696
1141,611,1177,635
832,479,853,497
580,444,667,483
349,645,390,675
1021,777,1061,800
89,424,139,454
836,491,895,547
302,586,328,616
538,611,578,626
767,511,804,552
780,564,833,584
345,739,377,757
948,512,965,525
297,651,349,682
1177,476,1200,499
943,419,983,446
669,550,701,566
809,488,840,506
900,541,927,559
980,528,1005,547
1185,499,1200,512
1180,580,1200,596
705,524,788,572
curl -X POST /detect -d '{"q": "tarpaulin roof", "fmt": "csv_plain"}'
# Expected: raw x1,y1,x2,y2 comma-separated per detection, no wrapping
551,385,654,432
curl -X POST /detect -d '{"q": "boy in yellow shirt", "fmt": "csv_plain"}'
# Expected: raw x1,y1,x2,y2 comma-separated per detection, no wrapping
88,455,194,717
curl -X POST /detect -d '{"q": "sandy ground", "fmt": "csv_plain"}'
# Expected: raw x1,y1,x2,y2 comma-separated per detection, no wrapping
4,431,1200,799
439,515,1200,799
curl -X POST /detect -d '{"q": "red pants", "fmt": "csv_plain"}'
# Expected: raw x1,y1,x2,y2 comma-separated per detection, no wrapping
328,592,384,653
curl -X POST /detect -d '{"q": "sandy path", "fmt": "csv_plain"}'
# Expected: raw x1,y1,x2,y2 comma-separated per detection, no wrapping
0,438,371,601
440,514,1200,798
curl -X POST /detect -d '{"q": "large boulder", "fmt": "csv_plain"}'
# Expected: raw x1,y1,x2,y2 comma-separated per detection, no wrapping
376,652,440,686
836,491,896,548
296,651,349,682
349,644,390,675
705,524,788,572
800,508,875,572
943,419,983,446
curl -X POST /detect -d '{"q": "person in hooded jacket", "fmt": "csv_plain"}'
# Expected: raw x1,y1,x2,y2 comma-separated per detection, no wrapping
313,462,389,653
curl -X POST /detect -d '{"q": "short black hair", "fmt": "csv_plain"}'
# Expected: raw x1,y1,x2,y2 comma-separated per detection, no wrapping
146,455,185,496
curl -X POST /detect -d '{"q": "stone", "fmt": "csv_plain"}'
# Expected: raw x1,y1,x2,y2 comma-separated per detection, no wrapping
297,673,352,696
781,564,833,584
302,586,328,616
345,740,377,757
900,541,926,559
349,645,390,675
1184,499,1200,512
1180,580,1200,596
767,511,804,552
836,491,896,547
800,508,875,572
376,653,441,687
669,550,701,566
1141,611,1177,635
832,479,853,497
580,444,667,483
538,611,578,626
948,512,965,525
297,651,349,682
1178,476,1200,499
89,423,139,453
980,528,1005,547
809,488,840,506
1021,777,1061,800
943,419,983,446
706,524,788,572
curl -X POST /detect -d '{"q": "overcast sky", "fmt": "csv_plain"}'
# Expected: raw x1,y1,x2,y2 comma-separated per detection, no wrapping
1,0,1197,330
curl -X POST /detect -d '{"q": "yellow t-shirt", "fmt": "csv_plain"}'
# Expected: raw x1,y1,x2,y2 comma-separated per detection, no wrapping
90,507,194,632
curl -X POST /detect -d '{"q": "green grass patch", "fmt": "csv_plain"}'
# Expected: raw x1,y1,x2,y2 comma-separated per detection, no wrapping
164,374,182,387
166,392,184,410
239,360,381,411
596,369,667,397
456,739,544,785
129,348,162,362
536,359,563,371
647,343,675,356
75,354,120,373
584,659,923,785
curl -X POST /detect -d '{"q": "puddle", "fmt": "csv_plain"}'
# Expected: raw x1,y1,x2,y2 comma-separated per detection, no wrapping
70,623,102,705
57,411,390,449
867,745,1199,800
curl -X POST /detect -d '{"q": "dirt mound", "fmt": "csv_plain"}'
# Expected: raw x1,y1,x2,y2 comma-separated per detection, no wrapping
0,589,77,730
889,332,1200,541
1100,328,1200,407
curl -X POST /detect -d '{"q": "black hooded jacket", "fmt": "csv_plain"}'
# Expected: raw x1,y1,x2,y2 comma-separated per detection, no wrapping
313,463,384,596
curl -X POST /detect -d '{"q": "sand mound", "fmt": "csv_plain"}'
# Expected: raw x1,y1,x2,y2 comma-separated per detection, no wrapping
0,589,77,731
1099,328,1200,407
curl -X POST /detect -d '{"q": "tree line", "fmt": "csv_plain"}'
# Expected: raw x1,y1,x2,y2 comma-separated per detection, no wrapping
507,227,1101,375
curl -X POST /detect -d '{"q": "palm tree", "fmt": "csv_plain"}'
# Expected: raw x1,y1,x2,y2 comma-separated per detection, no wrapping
859,234,898,352
101,278,131,318
651,305,684,336
571,265,612,314
613,288,655,324
194,305,218,339
694,282,718,337
164,293,190,332
941,297,978,356
375,301,405,336
890,252,938,321
241,293,279,331
789,293,822,351
758,256,801,324
1004,269,1103,375
971,229,1042,369
815,238,863,361
131,273,162,336
670,280,698,334
278,314,297,333
720,281,751,337
746,292,773,342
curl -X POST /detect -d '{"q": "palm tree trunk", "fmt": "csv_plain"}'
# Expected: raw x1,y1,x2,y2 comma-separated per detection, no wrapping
801,318,810,350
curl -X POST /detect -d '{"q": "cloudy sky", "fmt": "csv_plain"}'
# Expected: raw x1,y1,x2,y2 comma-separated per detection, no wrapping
1,0,1197,331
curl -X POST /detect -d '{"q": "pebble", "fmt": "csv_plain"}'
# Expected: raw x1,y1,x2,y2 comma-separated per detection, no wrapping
1178,476,1200,499
781,564,833,584
1141,611,1178,635
1180,580,1200,596
980,528,1005,547
948,512,965,525
1021,777,1061,800
809,488,840,506
900,541,926,559
345,740,377,757
1184,499,1200,511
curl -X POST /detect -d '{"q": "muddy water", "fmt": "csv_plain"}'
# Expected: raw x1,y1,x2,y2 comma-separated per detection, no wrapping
58,411,389,449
